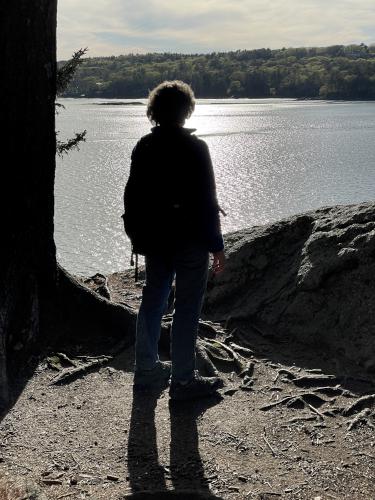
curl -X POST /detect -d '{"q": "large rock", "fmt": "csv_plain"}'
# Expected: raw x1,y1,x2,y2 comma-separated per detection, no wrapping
204,202,375,372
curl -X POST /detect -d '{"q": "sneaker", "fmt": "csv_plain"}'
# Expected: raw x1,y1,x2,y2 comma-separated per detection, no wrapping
134,361,171,389
169,372,224,401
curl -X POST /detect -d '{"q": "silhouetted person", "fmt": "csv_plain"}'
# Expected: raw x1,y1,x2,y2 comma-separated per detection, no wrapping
123,80,225,400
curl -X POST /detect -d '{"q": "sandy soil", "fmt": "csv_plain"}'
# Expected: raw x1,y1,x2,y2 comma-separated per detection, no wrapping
0,273,374,500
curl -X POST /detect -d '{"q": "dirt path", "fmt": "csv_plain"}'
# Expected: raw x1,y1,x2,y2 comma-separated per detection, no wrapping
1,346,374,499
1,274,374,499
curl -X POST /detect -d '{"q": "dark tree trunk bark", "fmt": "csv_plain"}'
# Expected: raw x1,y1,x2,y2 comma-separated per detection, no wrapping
0,1,57,406
0,3,136,409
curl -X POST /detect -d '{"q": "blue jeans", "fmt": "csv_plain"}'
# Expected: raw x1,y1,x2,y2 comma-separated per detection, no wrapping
135,245,209,382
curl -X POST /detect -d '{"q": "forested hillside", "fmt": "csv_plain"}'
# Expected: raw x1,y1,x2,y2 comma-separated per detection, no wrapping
61,43,375,99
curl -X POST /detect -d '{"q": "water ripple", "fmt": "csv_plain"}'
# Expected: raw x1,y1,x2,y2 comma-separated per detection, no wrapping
55,99,375,275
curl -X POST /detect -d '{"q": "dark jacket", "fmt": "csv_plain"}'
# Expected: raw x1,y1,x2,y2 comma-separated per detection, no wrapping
123,125,224,255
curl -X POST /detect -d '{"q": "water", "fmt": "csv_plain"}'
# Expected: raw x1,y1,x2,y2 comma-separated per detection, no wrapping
55,98,375,275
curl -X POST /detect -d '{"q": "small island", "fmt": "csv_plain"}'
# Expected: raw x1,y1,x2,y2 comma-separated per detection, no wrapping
98,101,145,105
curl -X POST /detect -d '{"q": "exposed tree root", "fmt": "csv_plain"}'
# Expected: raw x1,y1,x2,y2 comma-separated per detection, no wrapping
47,352,79,370
239,361,255,391
83,273,111,300
343,394,375,417
45,270,375,435
347,408,374,431
50,357,111,385
292,375,340,388
56,265,136,345
48,339,131,385
198,320,226,339
200,339,247,373
227,342,254,357
196,343,220,377
312,385,354,397
260,392,331,412
274,368,340,388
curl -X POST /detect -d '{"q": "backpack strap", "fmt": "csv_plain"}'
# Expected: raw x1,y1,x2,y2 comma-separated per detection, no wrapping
130,250,139,282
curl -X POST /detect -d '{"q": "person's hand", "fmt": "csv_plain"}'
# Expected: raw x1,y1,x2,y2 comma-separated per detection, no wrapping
211,250,225,275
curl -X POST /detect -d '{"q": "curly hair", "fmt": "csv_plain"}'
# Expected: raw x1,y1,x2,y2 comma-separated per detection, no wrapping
147,80,195,126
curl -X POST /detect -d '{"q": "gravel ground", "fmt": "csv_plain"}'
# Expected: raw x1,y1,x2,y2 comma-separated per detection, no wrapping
0,273,374,500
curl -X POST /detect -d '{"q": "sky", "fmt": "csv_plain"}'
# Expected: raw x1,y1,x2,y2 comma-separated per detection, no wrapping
57,0,375,60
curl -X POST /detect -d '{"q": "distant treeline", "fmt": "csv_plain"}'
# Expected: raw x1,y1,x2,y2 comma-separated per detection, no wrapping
60,43,375,100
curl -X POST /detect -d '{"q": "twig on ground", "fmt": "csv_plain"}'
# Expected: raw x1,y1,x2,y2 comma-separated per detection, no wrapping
13,463,33,472
263,427,277,456
284,415,317,424
42,479,63,485
307,403,325,420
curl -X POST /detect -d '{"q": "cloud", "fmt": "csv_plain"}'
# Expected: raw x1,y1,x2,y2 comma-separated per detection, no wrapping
57,0,375,59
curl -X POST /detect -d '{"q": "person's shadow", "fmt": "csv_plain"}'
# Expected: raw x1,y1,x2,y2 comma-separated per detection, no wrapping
127,387,223,499
127,386,167,493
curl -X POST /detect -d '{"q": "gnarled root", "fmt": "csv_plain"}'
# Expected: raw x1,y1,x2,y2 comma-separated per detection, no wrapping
56,264,136,347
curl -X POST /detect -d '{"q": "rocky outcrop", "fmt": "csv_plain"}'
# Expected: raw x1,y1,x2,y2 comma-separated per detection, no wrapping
205,202,375,373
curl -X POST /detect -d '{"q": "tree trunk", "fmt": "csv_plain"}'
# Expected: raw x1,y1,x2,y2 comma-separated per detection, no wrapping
0,1,57,406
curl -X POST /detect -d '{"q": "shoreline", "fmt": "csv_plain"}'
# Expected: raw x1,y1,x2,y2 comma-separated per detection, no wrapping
60,95,375,102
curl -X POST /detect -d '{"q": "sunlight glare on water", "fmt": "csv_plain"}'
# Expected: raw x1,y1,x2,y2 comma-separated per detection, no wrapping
55,98,375,275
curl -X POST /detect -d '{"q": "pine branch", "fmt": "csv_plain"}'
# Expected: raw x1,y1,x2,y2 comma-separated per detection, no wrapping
56,130,87,157
57,48,88,95
56,49,88,156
